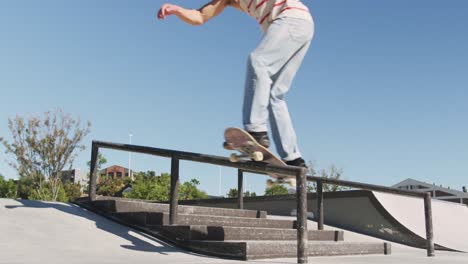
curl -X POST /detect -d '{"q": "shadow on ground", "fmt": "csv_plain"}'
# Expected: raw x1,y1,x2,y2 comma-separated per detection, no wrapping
5,199,184,255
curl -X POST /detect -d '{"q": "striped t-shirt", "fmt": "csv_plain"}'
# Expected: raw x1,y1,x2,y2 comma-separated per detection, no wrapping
233,0,312,32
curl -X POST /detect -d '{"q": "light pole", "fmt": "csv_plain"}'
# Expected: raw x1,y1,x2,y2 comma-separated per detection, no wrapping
129,133,133,180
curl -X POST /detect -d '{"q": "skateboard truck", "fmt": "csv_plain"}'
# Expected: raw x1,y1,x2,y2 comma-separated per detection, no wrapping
229,152,264,162
267,178,297,188
224,127,296,187
224,141,264,162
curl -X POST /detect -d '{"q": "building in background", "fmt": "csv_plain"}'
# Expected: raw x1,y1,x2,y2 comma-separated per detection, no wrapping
392,178,468,205
99,165,133,181
59,169,87,187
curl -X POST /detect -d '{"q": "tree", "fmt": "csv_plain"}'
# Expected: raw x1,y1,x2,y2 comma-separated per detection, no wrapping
307,161,348,192
133,170,157,181
87,152,107,172
63,182,82,202
180,179,208,200
264,184,289,196
244,191,257,197
226,188,238,198
97,178,126,197
17,176,36,199
84,152,108,193
226,188,257,198
124,172,208,201
0,109,91,201
28,181,68,202
125,172,171,201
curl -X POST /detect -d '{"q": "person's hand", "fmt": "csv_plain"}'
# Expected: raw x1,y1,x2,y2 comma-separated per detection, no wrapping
157,4,181,20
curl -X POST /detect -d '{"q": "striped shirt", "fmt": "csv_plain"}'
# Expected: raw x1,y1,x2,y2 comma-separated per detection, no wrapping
233,0,312,32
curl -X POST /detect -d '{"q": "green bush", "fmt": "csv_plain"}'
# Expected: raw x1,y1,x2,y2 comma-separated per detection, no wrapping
124,172,208,201
63,182,82,202
124,173,170,201
28,181,68,202
226,188,256,198
17,177,36,199
180,179,208,200
1,175,82,202
264,184,289,196
97,177,125,197
0,176,18,198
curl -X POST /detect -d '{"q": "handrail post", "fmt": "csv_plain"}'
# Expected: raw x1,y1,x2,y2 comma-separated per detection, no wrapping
237,169,244,209
89,144,99,201
169,158,180,225
424,192,435,257
317,181,324,230
296,167,308,264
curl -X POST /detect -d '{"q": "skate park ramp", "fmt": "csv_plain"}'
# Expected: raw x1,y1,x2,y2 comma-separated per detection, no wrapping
372,191,468,252
308,190,468,252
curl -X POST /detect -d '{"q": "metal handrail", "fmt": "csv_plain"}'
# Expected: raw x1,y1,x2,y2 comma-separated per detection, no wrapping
306,175,426,198
88,140,435,263
88,140,308,263
91,140,304,176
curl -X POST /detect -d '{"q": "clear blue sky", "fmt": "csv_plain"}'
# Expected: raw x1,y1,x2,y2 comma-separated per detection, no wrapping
1,1,467,196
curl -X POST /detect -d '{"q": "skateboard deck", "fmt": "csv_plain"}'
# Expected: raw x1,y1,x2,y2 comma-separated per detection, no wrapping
223,127,296,187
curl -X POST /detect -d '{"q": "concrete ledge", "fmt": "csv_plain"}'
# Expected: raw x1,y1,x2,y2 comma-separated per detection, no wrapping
186,240,390,260
112,211,297,228
158,225,344,241
88,197,267,218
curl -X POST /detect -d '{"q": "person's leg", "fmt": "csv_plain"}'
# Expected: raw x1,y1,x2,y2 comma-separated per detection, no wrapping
269,40,311,162
243,18,309,134
267,17,314,162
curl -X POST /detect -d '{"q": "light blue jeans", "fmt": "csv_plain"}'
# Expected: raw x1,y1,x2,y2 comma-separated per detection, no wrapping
243,17,314,161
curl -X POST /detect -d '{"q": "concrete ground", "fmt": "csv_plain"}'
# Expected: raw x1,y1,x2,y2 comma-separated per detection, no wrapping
0,198,466,264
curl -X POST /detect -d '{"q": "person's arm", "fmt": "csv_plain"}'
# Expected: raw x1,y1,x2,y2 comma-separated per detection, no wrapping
229,0,243,12
158,0,233,26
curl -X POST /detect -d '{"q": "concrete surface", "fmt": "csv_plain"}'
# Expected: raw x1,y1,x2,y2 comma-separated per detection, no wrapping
0,198,466,264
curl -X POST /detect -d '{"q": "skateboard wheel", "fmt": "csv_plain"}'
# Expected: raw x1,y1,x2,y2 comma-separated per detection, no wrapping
223,141,234,150
229,153,240,162
251,151,264,162
288,178,297,188
246,141,255,146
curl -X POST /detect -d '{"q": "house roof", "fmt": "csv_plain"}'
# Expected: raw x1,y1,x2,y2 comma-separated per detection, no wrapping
99,165,131,174
392,178,468,198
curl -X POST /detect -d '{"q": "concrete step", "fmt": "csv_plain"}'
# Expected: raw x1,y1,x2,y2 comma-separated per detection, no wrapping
157,225,344,241
90,198,266,218
186,240,391,260
114,212,295,228
78,199,392,261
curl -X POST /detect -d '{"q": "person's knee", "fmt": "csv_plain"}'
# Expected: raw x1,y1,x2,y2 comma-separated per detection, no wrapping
269,97,285,111
248,51,265,69
270,88,286,102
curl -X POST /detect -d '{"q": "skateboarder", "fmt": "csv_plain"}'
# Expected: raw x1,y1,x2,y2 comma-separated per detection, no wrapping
158,0,313,167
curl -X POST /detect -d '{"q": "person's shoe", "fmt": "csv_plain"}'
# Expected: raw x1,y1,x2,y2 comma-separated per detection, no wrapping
247,131,270,148
286,157,307,168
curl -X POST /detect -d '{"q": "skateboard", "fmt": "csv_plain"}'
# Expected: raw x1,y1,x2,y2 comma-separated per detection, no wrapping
223,127,296,187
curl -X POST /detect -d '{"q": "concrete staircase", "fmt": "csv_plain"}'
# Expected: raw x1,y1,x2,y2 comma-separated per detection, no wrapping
78,197,390,260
